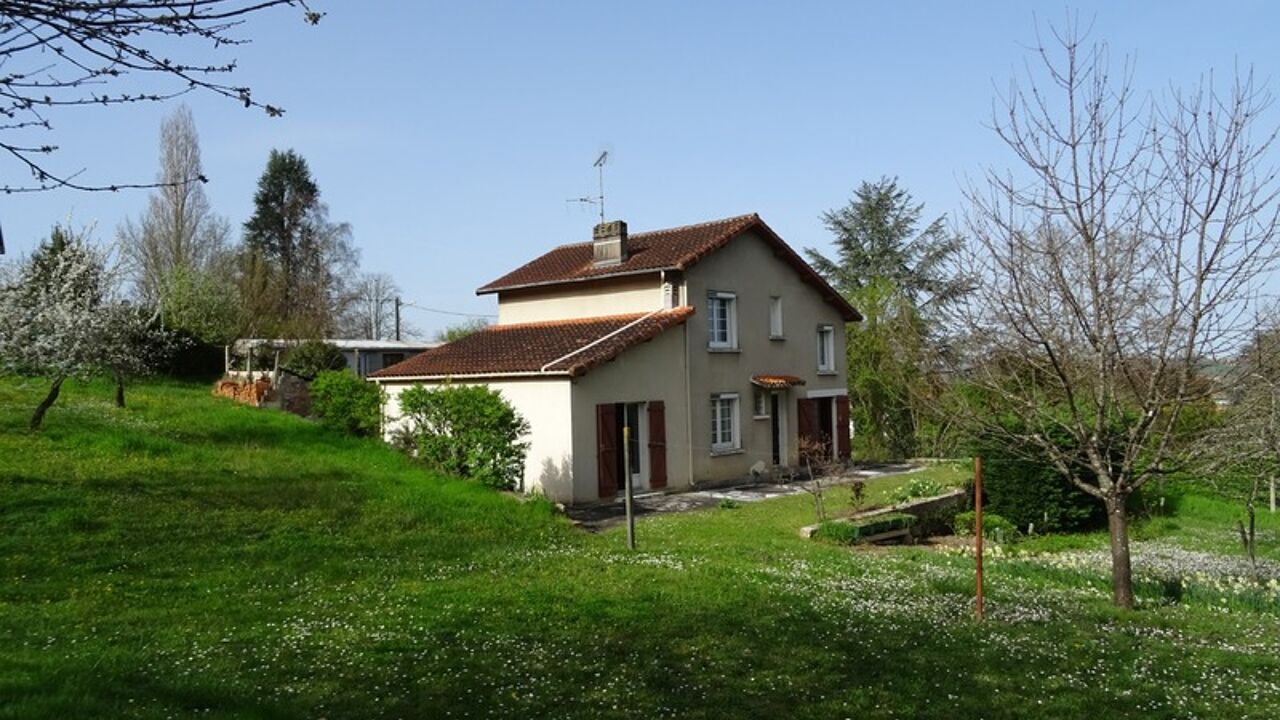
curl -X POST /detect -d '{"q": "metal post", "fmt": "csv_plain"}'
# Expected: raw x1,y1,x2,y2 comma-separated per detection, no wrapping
395,296,402,342
975,455,985,622
623,424,635,550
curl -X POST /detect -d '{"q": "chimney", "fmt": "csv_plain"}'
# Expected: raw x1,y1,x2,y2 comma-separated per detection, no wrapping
592,220,628,266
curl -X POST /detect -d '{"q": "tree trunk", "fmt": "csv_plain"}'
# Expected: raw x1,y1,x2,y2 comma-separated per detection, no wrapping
114,372,126,409
1106,495,1136,609
30,375,66,431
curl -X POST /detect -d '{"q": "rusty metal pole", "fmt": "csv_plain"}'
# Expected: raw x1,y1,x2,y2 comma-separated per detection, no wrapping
975,455,985,622
623,425,636,550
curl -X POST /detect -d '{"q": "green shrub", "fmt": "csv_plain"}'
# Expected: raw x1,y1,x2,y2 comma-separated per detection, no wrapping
967,419,1105,532
812,512,917,545
395,384,529,490
284,341,347,380
891,476,944,504
310,370,383,437
953,510,1018,540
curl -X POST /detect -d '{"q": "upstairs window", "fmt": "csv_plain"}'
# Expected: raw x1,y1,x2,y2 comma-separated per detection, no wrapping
817,325,836,372
707,291,738,349
711,393,741,451
769,296,783,338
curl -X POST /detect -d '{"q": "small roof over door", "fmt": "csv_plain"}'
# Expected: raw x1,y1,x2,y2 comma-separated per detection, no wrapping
751,374,807,389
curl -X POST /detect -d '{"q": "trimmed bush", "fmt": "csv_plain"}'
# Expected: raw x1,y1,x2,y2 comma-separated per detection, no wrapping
813,512,917,545
285,341,347,380
310,370,383,437
953,510,1018,540
395,384,529,490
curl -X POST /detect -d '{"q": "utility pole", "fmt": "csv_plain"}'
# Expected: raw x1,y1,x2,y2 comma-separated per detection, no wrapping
394,296,401,342
974,455,985,622
623,424,636,550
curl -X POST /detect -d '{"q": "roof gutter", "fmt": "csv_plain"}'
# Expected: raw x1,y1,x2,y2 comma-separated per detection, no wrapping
539,308,664,373
369,370,573,383
476,267,671,295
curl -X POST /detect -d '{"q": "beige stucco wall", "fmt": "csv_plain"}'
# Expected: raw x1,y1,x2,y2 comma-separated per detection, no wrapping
567,323,692,504
496,275,664,324
379,377,577,501
682,229,849,485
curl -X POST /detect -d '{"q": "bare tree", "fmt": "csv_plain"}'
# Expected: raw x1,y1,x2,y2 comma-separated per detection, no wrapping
0,1,320,193
953,21,1280,608
433,317,490,344
1203,322,1280,514
118,105,230,304
341,272,408,340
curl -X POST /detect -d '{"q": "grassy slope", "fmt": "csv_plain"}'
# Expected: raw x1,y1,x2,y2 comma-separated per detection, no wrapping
2,377,1278,719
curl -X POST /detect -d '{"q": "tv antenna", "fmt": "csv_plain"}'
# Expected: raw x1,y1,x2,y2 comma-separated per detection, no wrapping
567,150,609,223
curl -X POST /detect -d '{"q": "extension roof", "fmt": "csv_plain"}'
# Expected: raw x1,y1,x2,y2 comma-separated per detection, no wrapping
476,213,861,322
369,307,695,380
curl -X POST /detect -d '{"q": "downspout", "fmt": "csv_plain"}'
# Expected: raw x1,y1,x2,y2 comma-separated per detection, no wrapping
684,287,695,489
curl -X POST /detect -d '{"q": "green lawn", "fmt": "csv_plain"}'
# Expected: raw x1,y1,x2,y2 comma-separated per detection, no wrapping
2,377,1279,719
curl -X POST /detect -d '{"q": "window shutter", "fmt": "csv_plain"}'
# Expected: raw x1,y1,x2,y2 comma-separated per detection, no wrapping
647,401,667,489
797,398,819,453
835,395,851,460
596,404,618,498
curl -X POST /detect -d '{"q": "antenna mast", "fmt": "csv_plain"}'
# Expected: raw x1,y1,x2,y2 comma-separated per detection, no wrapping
567,151,610,223
593,150,608,223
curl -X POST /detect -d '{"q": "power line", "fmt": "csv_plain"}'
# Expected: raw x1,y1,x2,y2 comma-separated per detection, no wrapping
399,300,496,319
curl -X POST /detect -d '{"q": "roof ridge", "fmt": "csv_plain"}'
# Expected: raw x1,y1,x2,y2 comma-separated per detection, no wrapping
629,212,758,239
539,213,759,251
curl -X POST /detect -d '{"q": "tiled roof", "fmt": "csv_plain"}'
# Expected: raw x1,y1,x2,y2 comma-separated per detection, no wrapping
751,374,807,388
369,307,695,380
476,213,861,322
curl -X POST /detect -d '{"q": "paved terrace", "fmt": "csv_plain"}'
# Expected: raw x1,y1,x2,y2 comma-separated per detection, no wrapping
565,463,920,531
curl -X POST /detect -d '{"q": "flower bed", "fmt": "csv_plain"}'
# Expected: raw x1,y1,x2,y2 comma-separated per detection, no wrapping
812,512,917,545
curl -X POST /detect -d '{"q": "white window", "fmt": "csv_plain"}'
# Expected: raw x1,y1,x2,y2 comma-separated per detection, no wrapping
707,291,737,349
817,325,835,372
753,389,770,418
711,393,741,451
769,296,783,338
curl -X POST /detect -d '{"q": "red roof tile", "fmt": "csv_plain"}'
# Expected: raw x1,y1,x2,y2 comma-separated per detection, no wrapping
476,213,861,322
369,307,695,380
751,374,807,388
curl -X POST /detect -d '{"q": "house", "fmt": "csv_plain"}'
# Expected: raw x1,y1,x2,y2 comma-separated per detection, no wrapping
370,214,859,505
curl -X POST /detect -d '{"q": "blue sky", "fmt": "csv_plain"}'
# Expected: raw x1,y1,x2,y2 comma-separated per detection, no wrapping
7,1,1279,337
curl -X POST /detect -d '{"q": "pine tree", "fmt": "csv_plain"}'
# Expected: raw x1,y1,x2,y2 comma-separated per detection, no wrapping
241,149,355,338
805,178,968,459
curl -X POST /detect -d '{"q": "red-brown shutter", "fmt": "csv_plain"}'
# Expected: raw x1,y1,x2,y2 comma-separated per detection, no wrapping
596,404,618,498
647,401,667,489
797,398,818,449
835,395,851,460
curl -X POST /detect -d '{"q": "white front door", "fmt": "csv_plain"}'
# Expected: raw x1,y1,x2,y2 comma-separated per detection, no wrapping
622,402,649,491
